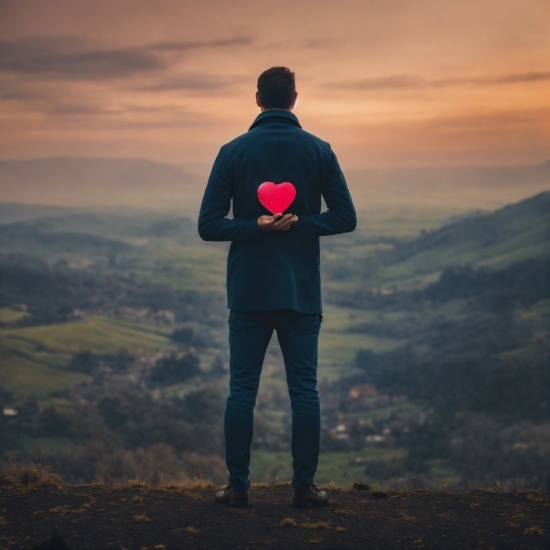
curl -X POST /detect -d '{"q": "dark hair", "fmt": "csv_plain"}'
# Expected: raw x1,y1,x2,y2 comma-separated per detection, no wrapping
257,66,296,109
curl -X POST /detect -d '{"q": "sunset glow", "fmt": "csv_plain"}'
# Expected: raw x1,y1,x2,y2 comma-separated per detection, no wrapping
0,0,548,168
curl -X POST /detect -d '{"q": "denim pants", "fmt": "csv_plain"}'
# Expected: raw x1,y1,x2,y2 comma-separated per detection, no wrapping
225,309,323,491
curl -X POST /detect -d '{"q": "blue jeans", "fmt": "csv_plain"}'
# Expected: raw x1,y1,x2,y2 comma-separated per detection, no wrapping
225,309,323,491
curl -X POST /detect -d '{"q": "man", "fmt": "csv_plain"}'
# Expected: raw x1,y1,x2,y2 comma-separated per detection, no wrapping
198,67,356,508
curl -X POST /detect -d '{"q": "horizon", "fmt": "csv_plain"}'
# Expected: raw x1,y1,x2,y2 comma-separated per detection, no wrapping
1,154,550,171
1,155,548,213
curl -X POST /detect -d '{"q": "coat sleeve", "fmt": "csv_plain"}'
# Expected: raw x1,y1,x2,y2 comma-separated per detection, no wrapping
290,147,357,237
198,146,263,243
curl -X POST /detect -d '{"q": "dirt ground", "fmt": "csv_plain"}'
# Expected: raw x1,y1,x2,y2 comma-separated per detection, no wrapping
2,482,550,549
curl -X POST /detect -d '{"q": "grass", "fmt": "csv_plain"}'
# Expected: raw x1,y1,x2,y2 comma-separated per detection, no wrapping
2,316,175,355
427,462,462,488
136,244,227,292
133,514,151,522
316,304,402,376
0,307,30,323
346,402,424,422
318,332,398,378
0,462,64,489
517,299,550,324
20,436,76,455
0,350,89,397
302,521,331,529
378,211,549,285
524,526,544,535
0,316,177,397
250,448,409,487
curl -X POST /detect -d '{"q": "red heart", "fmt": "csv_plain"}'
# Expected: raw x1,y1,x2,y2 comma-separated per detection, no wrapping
257,181,296,214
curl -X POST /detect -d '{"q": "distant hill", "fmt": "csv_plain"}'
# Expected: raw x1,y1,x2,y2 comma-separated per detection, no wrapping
0,157,548,216
379,191,550,283
0,203,73,224
0,157,201,213
347,159,550,211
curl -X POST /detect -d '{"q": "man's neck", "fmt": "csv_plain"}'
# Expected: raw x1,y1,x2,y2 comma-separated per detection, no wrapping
260,107,293,113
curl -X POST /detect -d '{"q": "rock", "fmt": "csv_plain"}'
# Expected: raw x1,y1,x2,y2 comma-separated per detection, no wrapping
32,531,73,550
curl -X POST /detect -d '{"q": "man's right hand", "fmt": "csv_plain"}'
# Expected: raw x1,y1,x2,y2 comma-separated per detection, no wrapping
258,213,299,231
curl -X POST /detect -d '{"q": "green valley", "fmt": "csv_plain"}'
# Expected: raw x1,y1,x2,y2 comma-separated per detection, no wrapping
0,190,548,489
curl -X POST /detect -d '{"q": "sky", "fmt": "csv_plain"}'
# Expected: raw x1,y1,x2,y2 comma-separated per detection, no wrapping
0,0,548,169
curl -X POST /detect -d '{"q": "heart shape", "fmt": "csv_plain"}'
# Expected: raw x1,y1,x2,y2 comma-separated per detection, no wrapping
257,181,296,214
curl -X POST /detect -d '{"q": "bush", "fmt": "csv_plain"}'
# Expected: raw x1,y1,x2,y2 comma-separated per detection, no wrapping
149,353,201,386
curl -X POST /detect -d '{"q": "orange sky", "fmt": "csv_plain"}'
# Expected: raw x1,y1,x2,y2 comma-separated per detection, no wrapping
0,0,548,168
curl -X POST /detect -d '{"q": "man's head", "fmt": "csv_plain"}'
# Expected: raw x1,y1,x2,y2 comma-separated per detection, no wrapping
256,66,297,111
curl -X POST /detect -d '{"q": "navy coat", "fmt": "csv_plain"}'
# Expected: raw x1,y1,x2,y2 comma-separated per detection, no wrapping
198,109,356,313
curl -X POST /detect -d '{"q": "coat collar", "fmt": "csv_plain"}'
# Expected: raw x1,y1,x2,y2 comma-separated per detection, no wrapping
249,109,302,131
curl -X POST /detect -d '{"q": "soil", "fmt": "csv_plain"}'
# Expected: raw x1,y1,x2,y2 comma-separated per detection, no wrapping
2,483,549,549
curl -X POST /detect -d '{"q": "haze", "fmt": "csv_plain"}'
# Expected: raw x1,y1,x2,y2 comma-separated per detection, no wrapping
0,0,548,171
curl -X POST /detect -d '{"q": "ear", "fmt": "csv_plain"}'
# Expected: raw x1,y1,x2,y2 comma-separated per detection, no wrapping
289,91,298,110
256,92,263,109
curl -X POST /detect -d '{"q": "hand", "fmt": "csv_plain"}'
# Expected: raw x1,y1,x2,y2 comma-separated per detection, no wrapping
257,213,299,231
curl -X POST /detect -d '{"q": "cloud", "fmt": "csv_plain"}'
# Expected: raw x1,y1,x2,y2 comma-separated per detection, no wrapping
0,79,50,101
0,36,163,80
0,35,253,81
301,37,346,49
138,73,239,92
423,107,550,132
431,72,550,89
149,37,252,51
336,75,427,90
330,71,550,91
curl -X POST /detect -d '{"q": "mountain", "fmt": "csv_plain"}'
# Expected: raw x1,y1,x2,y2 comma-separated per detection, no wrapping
0,157,201,213
0,157,548,216
347,159,550,211
0,204,73,225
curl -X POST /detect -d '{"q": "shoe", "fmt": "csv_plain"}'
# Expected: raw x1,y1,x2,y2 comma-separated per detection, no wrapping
291,484,328,508
215,485,249,507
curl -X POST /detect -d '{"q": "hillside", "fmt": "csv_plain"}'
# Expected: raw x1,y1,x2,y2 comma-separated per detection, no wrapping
361,190,550,287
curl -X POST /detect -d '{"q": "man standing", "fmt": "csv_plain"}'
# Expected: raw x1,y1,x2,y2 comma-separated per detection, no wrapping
198,67,356,508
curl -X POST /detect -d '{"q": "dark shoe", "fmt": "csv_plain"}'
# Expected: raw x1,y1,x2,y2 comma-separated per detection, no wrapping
215,485,249,507
291,484,328,508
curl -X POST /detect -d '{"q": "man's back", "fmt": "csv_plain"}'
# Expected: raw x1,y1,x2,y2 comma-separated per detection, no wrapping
198,109,356,313
200,66,356,508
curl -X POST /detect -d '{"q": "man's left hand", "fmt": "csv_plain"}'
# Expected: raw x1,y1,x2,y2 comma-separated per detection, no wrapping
258,213,298,231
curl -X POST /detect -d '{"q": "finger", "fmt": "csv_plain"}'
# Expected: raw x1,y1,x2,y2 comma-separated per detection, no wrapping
277,215,298,228
271,214,294,228
277,221,295,231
